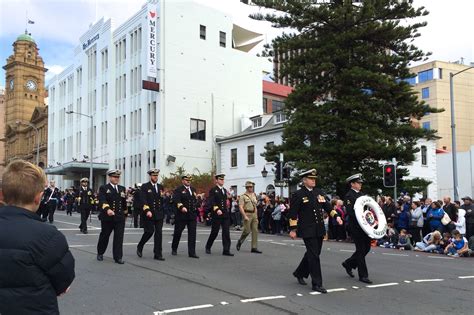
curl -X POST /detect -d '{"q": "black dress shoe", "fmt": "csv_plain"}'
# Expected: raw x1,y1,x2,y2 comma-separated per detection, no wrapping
205,248,211,254
236,240,242,251
293,272,307,285
359,278,373,284
171,250,177,256
312,285,327,294
154,255,165,261
342,262,354,278
188,254,199,259
97,254,103,261
82,230,88,234
137,247,143,258
114,259,125,264
223,252,234,256
251,248,262,254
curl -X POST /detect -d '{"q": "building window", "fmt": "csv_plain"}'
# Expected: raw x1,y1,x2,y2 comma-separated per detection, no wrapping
422,122,430,130
421,87,429,99
219,31,226,47
418,69,433,83
275,112,287,124
190,118,206,141
265,141,274,150
421,145,427,166
272,100,285,112
200,25,206,40
247,145,255,165
439,68,443,80
262,97,268,113
252,117,262,129
231,148,237,167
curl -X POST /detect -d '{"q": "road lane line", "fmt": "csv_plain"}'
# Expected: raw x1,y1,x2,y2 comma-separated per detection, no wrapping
54,219,100,229
270,242,287,246
366,283,399,288
382,253,409,257
352,286,359,289
427,256,454,260
339,249,355,252
296,293,303,296
220,301,229,305
309,291,321,295
458,276,474,279
154,304,214,314
404,280,411,283
241,295,286,303
413,279,444,283
326,288,347,293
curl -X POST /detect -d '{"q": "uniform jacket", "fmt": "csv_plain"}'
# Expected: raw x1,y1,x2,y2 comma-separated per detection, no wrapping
0,206,75,315
140,181,164,220
344,188,365,237
289,186,336,238
42,187,60,205
174,185,198,221
208,185,230,219
98,183,128,222
78,187,94,207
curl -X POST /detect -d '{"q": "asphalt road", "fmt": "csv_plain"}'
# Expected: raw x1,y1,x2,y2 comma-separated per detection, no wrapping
53,211,474,315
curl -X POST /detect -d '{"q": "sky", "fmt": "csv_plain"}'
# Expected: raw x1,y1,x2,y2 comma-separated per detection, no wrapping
1,0,473,87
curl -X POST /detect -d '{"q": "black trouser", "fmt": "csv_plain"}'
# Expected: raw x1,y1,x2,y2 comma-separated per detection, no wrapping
79,205,92,231
466,223,474,239
133,208,140,228
66,204,73,215
344,231,371,279
205,218,231,253
335,225,346,241
97,219,125,260
171,219,197,255
138,219,163,256
294,236,324,287
409,226,422,244
47,201,57,223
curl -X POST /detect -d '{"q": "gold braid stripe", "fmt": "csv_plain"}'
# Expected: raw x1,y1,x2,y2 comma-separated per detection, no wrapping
143,205,150,211
330,210,338,218
213,206,219,211
177,203,183,208
102,203,110,210
289,218,298,227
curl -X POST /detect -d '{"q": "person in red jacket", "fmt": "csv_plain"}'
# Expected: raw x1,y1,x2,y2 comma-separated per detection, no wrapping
0,160,75,315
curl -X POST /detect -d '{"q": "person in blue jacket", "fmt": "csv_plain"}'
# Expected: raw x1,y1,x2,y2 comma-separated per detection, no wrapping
426,201,445,233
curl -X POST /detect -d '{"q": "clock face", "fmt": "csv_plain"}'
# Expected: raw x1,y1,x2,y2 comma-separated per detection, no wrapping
25,80,37,91
9,79,14,90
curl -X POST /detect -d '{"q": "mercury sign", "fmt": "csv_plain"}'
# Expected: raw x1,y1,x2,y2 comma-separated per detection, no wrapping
147,3,158,78
82,33,99,50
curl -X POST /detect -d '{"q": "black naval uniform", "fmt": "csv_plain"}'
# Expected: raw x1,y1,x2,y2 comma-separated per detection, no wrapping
42,187,61,223
289,186,339,287
97,183,128,261
171,185,198,256
343,188,371,279
132,188,143,228
138,181,164,258
78,186,94,233
205,185,231,254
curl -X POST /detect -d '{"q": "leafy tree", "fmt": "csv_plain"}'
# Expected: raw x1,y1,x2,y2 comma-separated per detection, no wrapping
252,0,442,196
160,166,214,194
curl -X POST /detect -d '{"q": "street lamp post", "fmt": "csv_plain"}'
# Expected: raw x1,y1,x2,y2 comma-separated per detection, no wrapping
66,111,93,189
449,66,473,201
17,120,39,165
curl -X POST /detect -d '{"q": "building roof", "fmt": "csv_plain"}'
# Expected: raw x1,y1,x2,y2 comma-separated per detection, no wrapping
16,33,35,43
216,113,285,143
263,80,293,98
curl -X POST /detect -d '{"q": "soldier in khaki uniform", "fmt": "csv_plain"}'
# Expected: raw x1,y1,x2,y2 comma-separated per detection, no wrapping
236,181,262,253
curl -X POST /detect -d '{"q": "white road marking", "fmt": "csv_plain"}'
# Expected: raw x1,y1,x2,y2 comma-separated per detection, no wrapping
154,304,214,314
167,241,201,243
427,256,454,260
70,242,155,248
382,253,409,257
458,276,474,279
241,295,286,303
75,232,143,236
54,220,100,229
340,249,355,253
366,283,399,288
413,279,444,283
352,286,359,289
296,293,303,296
404,280,411,283
309,291,321,295
220,301,229,305
270,242,287,246
326,288,347,293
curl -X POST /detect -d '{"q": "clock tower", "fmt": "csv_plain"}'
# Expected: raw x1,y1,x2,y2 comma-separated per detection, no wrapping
2,31,48,167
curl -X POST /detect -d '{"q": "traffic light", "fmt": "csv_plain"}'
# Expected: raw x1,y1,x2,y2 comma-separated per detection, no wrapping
383,164,396,187
282,165,291,180
274,161,282,181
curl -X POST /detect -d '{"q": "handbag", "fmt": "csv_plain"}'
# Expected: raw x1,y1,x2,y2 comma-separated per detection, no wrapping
441,212,451,225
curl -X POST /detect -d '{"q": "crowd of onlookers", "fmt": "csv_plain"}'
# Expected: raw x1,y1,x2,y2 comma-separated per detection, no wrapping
49,184,474,258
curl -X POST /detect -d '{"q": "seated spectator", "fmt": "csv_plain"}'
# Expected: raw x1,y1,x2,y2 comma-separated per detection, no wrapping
0,160,75,315
445,230,469,257
379,222,399,248
438,232,452,254
414,230,442,252
426,201,445,233
396,229,412,250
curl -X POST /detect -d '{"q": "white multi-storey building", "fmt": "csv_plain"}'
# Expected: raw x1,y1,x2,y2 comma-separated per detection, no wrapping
46,0,267,189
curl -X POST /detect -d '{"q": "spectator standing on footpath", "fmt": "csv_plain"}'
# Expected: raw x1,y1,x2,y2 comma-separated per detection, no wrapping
461,197,474,239
0,160,75,315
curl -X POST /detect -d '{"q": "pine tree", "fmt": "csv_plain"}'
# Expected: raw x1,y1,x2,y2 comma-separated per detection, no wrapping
252,0,442,196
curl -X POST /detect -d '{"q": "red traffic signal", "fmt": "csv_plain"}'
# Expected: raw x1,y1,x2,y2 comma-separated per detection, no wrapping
383,164,396,187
